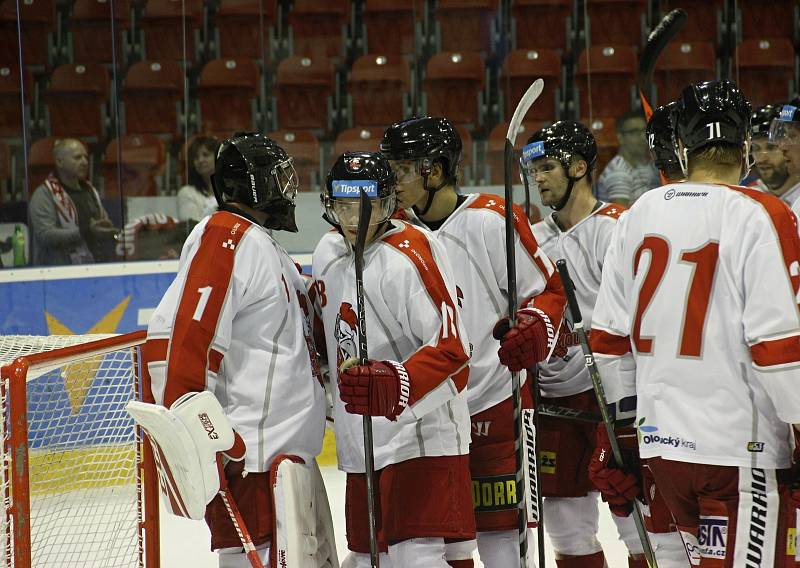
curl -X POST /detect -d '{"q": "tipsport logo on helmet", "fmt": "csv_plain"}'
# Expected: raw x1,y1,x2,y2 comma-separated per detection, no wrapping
780,105,798,122
332,180,378,198
522,141,545,163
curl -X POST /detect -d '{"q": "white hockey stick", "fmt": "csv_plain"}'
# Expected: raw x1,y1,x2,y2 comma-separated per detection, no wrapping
503,77,545,568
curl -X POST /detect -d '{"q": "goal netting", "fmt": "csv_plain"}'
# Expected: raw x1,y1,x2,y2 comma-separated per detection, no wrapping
0,331,158,568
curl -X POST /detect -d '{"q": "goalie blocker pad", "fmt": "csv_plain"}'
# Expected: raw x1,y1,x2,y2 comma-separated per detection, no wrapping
270,455,339,568
126,391,244,520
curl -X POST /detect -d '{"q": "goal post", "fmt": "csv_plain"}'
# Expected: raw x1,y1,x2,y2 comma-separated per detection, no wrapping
0,331,160,568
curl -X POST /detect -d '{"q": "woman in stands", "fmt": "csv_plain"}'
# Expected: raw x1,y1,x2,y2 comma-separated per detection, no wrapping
177,136,220,222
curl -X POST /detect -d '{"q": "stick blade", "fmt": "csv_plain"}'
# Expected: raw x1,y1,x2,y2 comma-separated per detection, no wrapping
638,9,687,92
507,78,545,145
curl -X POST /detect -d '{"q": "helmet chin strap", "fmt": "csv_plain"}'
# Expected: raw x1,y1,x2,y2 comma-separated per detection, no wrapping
550,161,586,211
413,172,448,217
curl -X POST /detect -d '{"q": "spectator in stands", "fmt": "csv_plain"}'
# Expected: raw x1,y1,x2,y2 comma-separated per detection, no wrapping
29,138,119,266
177,136,220,222
595,110,660,205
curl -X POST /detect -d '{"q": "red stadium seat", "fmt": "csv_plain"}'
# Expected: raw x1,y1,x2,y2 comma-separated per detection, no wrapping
27,136,58,192
68,0,131,65
274,55,335,132
334,126,385,156
424,51,485,129
0,0,56,68
734,38,796,106
102,134,166,197
739,0,797,41
659,0,723,43
0,65,33,138
197,58,261,139
654,42,716,106
269,129,320,191
362,0,423,56
500,48,561,122
586,0,646,46
122,61,184,139
435,0,498,55
486,120,546,185
587,116,618,176
46,63,110,140
140,0,203,62
511,0,571,52
215,0,278,62
348,54,410,127
287,0,349,61
575,45,637,119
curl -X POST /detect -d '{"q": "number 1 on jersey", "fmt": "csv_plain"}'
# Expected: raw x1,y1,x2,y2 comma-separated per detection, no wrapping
193,286,213,321
633,238,719,357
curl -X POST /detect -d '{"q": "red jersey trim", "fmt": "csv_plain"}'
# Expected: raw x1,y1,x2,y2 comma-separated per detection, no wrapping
163,211,253,406
590,329,632,356
726,185,800,298
596,203,627,220
382,224,470,399
751,336,800,368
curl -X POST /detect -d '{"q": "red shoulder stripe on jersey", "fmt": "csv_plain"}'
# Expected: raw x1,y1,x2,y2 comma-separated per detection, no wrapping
383,224,470,398
164,211,252,406
470,193,566,321
140,338,168,403
596,203,627,219
751,336,800,368
726,185,800,297
590,329,632,356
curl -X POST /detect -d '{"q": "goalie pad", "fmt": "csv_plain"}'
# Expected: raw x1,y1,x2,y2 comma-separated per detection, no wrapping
126,391,244,520
270,455,339,568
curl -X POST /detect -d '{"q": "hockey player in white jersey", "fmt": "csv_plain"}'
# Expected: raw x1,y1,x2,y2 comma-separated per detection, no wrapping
140,133,329,567
379,116,566,565
769,102,800,217
750,104,800,212
313,151,476,568
590,80,800,567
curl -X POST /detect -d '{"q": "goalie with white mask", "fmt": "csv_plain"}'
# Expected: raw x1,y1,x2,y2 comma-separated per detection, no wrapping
134,132,332,568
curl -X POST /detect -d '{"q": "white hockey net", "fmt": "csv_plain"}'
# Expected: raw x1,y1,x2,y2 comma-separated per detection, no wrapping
0,332,157,568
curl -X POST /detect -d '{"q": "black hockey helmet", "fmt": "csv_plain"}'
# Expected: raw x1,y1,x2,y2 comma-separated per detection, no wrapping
675,80,752,156
212,132,299,231
751,104,783,138
646,102,679,171
769,103,800,148
322,151,397,230
521,121,597,211
379,116,462,185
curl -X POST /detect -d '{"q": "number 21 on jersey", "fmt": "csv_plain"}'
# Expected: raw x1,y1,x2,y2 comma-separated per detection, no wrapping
632,236,719,357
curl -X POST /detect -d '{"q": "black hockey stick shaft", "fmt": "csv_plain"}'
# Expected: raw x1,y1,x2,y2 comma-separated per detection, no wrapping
538,403,601,423
637,8,687,120
503,138,530,568
354,189,379,568
556,259,658,568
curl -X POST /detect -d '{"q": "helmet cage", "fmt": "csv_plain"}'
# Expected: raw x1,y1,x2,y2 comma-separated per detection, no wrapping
227,136,299,209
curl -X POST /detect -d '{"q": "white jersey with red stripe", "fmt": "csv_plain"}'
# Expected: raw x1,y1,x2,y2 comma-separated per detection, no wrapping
779,180,800,220
312,220,471,473
404,193,566,416
590,182,800,469
532,202,625,398
145,209,327,473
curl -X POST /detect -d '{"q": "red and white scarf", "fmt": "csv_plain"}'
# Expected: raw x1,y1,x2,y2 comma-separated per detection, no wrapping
43,173,103,229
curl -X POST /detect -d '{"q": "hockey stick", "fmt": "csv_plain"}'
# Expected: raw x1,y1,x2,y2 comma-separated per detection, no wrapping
556,260,658,568
538,403,601,424
637,8,687,120
219,487,267,568
354,188,380,568
504,78,545,568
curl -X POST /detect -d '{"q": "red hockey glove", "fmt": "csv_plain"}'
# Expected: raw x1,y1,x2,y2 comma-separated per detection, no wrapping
589,424,641,517
493,308,552,372
338,359,411,420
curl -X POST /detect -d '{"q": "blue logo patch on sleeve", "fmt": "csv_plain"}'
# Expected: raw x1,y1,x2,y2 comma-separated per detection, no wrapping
779,105,798,122
522,141,545,163
331,180,378,198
